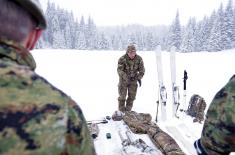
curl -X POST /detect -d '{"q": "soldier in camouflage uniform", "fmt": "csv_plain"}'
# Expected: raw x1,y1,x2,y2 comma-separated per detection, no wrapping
0,0,95,154
194,75,235,155
117,44,145,112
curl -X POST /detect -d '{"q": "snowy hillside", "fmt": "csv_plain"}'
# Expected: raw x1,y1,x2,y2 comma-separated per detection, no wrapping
32,49,235,155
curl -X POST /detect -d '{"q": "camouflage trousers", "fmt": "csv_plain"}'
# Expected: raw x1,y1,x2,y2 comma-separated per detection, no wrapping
118,80,138,112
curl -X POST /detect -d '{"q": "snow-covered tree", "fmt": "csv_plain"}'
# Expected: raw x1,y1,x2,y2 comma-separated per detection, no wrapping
208,5,223,51
181,18,196,52
167,10,182,51
223,0,235,49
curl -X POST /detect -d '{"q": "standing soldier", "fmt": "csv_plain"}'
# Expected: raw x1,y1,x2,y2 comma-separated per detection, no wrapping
194,75,235,155
117,44,145,112
0,0,95,154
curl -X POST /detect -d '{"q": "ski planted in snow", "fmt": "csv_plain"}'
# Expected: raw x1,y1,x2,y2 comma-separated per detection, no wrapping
170,46,180,118
155,45,167,122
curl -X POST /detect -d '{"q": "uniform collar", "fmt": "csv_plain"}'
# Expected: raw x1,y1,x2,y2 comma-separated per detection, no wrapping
0,39,36,70
125,53,136,60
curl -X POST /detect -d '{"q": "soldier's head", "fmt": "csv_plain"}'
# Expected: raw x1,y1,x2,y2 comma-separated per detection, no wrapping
0,0,47,50
126,44,136,59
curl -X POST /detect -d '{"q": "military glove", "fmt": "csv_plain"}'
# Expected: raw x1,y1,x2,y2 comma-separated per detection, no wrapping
130,77,135,81
137,79,141,87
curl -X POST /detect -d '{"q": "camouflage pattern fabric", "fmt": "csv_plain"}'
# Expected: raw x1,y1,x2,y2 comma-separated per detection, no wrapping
123,111,186,155
117,53,145,112
148,127,185,155
0,40,95,155
199,75,235,155
194,97,206,123
123,111,151,134
187,94,206,123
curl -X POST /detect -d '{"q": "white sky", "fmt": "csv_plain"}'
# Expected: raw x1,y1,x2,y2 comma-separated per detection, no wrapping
40,0,230,26
40,0,228,26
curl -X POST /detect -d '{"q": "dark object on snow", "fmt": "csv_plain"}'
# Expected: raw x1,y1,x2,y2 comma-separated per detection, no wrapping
88,123,100,139
106,116,111,120
112,111,124,121
183,70,188,90
187,94,206,122
106,133,111,139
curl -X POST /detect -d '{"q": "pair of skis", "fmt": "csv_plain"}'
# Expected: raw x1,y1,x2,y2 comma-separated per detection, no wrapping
155,46,180,122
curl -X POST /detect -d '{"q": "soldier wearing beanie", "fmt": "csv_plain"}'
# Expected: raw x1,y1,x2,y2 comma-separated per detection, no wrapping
117,44,145,112
0,0,95,154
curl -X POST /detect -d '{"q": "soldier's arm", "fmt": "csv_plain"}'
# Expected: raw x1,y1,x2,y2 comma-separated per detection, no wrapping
200,75,235,154
137,57,145,80
117,57,128,81
66,99,96,155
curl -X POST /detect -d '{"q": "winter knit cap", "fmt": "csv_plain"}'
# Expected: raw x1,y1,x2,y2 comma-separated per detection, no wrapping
126,44,136,53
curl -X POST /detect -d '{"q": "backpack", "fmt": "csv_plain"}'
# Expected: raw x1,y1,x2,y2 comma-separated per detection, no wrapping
187,94,202,117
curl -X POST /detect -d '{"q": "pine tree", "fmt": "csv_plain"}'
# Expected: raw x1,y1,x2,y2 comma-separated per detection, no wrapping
181,18,196,52
167,10,182,51
223,0,235,49
208,5,223,51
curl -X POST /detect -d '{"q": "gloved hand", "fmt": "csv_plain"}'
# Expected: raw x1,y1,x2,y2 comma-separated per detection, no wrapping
137,79,141,87
130,77,135,81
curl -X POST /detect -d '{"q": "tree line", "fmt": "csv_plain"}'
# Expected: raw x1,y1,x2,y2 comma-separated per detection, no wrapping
37,0,235,52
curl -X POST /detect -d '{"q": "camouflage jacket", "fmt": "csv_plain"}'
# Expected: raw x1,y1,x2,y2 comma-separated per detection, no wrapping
117,54,145,83
0,40,95,155
201,75,235,154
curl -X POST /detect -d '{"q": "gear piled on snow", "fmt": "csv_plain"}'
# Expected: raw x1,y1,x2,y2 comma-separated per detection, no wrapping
88,123,100,139
112,110,124,121
118,125,161,155
187,94,207,123
123,111,186,155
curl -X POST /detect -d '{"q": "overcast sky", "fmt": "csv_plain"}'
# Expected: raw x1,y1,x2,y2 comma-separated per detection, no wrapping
40,0,230,26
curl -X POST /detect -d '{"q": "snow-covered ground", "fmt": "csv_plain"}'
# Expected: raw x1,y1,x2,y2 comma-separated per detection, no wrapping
32,49,235,155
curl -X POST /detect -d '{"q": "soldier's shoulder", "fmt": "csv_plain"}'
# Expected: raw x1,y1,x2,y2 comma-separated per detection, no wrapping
118,54,127,61
135,54,143,61
0,60,69,100
225,74,235,92
229,74,235,82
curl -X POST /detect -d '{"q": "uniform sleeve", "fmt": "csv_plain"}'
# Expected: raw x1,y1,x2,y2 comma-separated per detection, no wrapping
67,99,96,155
200,75,235,154
137,56,145,80
117,57,128,81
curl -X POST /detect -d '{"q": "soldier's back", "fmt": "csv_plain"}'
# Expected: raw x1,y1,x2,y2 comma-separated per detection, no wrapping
0,56,94,155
